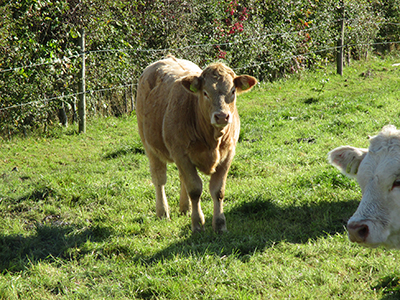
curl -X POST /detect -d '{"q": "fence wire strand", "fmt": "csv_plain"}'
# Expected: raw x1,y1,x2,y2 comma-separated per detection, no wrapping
0,53,81,73
1,21,400,112
0,84,137,111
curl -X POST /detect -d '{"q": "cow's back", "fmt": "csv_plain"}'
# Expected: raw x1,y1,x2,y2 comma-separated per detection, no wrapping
136,56,202,162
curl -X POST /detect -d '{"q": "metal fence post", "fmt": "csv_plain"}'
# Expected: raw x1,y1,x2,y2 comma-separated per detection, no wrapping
337,0,345,75
78,28,86,133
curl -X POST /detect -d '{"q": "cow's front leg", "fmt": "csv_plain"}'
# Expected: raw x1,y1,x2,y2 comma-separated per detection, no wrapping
209,164,230,233
176,160,205,232
179,173,191,215
189,186,205,233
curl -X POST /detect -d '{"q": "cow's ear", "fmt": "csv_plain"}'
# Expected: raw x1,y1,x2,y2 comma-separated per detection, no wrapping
234,75,257,94
328,146,368,178
182,76,202,94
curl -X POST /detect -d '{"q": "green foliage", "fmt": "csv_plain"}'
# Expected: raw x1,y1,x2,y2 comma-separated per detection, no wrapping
0,0,399,138
0,0,82,137
375,0,400,47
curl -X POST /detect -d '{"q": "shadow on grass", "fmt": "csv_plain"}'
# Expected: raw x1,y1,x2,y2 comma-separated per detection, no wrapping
0,184,116,274
373,274,400,300
0,223,113,273
144,197,360,263
103,145,145,159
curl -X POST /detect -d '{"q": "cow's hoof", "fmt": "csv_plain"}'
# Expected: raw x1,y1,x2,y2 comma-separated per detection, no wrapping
213,217,227,234
191,211,205,232
156,210,170,220
179,208,191,216
192,224,205,233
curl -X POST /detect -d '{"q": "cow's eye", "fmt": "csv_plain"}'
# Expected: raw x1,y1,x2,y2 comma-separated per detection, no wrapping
232,88,236,95
203,91,208,98
392,179,400,190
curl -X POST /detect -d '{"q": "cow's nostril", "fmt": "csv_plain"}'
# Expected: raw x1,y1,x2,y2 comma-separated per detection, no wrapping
347,222,369,243
359,224,369,238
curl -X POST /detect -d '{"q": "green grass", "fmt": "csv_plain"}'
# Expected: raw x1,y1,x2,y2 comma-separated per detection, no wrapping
1,54,400,299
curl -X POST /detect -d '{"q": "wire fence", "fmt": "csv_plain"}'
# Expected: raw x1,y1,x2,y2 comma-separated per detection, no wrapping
0,20,331,75
0,19,399,121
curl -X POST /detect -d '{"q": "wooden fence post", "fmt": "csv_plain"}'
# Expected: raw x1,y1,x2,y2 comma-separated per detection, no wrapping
78,28,86,133
124,90,128,114
336,0,345,75
130,85,135,111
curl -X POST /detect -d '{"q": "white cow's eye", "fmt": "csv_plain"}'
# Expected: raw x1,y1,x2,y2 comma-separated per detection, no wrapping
392,179,400,189
203,91,209,98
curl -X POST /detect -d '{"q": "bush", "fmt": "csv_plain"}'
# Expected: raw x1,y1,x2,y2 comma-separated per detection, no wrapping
0,0,398,138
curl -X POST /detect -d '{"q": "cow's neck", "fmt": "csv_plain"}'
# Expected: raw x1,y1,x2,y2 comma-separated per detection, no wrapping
213,126,227,140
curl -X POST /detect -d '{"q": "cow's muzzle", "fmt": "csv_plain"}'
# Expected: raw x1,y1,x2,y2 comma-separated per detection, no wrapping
347,221,369,243
212,112,231,127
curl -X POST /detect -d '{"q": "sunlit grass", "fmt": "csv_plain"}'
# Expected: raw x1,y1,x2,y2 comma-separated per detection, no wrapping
1,54,400,299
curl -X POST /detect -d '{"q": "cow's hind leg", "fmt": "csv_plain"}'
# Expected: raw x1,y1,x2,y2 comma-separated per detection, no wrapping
147,152,169,219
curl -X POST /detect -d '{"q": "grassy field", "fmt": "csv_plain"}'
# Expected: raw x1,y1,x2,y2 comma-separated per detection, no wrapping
1,54,400,299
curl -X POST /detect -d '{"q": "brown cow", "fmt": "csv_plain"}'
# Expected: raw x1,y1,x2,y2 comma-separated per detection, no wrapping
136,55,257,233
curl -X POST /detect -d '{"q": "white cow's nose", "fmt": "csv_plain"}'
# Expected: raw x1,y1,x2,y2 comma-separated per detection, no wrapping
347,221,369,243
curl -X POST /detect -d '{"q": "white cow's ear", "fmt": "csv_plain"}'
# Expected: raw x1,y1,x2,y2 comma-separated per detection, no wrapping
234,75,257,94
181,76,201,94
328,146,368,178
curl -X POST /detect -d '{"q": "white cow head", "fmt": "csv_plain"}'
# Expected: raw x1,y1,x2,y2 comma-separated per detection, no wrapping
328,125,400,248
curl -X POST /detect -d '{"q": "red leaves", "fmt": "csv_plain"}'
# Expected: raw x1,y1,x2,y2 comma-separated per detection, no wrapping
214,1,250,59
216,1,248,38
